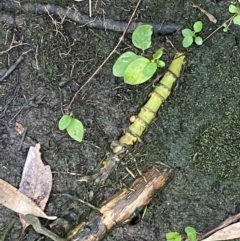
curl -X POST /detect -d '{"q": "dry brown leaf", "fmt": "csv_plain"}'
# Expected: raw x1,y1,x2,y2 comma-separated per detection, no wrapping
0,178,56,219
202,222,240,241
19,143,54,229
193,5,217,24
15,122,25,134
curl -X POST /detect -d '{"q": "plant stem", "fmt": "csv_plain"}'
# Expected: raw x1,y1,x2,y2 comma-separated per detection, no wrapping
202,15,235,43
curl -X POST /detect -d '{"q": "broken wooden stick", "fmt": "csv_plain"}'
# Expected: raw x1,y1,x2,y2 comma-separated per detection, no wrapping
24,164,172,241
67,164,172,241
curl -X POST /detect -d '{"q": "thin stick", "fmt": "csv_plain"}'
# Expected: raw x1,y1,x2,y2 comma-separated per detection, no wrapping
202,15,235,43
89,0,92,17
0,49,32,83
67,0,142,111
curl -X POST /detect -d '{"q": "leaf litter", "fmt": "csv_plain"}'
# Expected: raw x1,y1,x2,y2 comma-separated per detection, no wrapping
0,143,56,233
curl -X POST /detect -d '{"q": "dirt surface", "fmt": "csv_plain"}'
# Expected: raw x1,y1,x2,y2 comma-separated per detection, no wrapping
0,0,240,240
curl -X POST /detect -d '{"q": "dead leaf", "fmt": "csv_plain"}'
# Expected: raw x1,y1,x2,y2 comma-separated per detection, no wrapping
0,178,56,219
202,222,240,241
15,122,25,134
193,5,217,24
19,143,54,229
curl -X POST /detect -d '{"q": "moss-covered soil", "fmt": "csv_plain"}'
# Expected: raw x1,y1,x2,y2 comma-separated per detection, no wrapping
0,0,240,240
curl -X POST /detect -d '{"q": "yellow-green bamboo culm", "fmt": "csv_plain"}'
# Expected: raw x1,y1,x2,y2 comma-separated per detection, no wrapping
114,52,186,150
94,52,185,184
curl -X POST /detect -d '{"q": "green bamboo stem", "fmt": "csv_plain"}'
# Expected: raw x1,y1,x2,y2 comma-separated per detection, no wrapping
94,52,185,184
115,52,186,149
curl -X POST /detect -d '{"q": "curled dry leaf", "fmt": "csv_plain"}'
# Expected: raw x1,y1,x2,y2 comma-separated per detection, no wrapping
201,222,240,241
0,178,56,220
193,5,217,24
19,143,55,230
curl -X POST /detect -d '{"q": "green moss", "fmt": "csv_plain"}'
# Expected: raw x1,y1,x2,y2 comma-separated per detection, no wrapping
192,115,240,180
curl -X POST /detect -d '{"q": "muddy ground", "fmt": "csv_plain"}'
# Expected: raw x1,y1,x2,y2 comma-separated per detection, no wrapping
0,0,240,240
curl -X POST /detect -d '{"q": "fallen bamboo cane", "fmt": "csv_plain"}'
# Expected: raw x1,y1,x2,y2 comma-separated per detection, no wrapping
93,52,186,184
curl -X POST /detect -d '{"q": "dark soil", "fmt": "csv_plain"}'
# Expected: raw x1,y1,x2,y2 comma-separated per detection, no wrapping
1,0,240,240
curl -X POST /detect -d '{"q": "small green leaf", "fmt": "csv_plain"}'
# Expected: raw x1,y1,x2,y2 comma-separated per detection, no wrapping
157,60,165,67
222,23,228,32
132,25,153,51
185,226,197,241
195,36,203,45
166,232,182,241
182,36,194,48
124,57,154,85
58,115,72,130
152,47,164,60
193,21,203,33
67,118,84,142
229,4,239,13
182,28,194,37
143,62,157,76
233,15,240,25
113,51,139,77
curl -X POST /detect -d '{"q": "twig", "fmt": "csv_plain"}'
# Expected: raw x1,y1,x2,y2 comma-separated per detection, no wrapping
66,0,143,111
18,127,28,151
60,193,100,212
198,212,240,240
89,0,92,17
202,15,235,43
0,49,32,83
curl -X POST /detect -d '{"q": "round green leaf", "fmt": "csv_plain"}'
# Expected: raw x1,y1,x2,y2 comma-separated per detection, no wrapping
182,36,193,48
182,28,194,37
132,25,153,51
229,4,238,13
185,226,197,241
193,21,203,33
195,36,203,45
152,47,164,60
233,15,240,25
58,115,72,130
124,57,155,85
67,118,84,142
157,60,165,67
113,51,139,77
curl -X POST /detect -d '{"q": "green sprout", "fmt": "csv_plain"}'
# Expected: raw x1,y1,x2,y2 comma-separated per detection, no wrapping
222,23,229,32
229,0,240,25
182,21,203,48
166,226,197,241
58,114,84,142
185,226,197,241
166,232,182,241
113,24,165,85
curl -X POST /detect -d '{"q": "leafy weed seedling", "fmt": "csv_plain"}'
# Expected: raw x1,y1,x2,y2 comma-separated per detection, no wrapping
166,226,197,241
113,24,165,85
58,115,84,142
229,0,240,25
182,21,203,48
222,23,229,32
